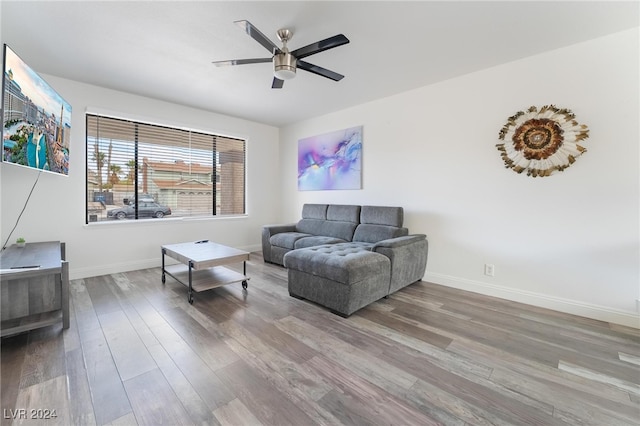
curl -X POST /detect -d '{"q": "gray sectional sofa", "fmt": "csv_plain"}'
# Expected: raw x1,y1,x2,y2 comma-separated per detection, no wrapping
261,204,428,316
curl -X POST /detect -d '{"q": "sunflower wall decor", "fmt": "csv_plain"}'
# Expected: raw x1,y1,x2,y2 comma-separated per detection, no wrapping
496,105,589,177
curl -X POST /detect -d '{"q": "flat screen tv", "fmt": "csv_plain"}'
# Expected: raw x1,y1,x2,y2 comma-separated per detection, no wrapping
1,44,72,176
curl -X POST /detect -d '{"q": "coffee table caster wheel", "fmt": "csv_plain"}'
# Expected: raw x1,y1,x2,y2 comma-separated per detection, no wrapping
242,280,248,289
188,297,193,305
162,274,166,284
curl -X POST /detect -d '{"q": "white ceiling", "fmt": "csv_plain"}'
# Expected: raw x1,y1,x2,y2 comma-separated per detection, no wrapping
1,1,638,127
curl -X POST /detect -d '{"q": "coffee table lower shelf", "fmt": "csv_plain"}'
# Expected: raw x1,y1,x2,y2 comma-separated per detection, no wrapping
163,264,249,303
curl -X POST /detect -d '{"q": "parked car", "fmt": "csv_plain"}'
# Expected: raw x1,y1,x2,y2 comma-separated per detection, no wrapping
123,194,155,205
107,202,172,219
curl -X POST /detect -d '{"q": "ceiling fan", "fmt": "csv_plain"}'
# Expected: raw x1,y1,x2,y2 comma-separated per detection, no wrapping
212,20,350,89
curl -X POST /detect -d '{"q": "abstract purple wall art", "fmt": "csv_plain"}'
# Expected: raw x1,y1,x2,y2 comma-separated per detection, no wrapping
298,126,362,191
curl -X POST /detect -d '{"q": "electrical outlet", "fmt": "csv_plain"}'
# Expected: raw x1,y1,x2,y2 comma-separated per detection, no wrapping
484,264,495,277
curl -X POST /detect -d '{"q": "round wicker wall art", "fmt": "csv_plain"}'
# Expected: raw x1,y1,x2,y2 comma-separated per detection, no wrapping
496,105,589,177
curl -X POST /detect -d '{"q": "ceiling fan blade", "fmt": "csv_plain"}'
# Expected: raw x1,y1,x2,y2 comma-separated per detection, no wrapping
212,58,272,67
234,20,280,55
298,61,344,81
272,77,284,89
291,34,349,59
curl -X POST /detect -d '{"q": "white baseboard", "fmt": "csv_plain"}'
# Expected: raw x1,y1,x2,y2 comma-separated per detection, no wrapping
424,272,640,329
71,258,160,280
70,243,262,281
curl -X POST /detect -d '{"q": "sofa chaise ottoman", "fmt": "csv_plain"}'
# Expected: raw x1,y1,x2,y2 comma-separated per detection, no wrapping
284,243,391,317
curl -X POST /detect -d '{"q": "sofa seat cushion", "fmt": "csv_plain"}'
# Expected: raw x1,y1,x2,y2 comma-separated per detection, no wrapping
270,232,312,250
294,236,347,249
284,242,389,285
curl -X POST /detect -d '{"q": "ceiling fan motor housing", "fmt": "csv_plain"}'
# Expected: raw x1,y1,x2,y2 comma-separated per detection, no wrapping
214,20,348,87
274,52,296,80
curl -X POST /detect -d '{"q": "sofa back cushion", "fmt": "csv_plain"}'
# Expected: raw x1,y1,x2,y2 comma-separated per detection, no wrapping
296,219,324,235
360,205,404,227
302,204,328,220
353,224,408,243
327,205,361,223
297,219,357,241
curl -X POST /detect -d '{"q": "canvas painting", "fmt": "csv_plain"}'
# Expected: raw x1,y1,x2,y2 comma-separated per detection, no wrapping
298,126,362,191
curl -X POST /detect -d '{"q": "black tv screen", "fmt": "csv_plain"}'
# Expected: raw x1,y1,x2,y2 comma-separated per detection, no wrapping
1,44,72,176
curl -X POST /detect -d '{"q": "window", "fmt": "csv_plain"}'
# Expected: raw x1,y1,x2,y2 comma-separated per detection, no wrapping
86,114,245,223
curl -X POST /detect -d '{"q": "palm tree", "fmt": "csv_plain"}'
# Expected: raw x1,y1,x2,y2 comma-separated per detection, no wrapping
106,140,113,186
126,159,137,183
92,145,106,191
108,164,122,185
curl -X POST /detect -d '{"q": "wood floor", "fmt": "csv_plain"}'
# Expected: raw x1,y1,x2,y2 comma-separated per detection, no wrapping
2,253,639,425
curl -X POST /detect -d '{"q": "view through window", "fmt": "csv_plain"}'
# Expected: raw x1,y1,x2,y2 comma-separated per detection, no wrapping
86,114,245,223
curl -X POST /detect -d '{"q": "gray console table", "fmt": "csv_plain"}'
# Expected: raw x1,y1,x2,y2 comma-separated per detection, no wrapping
0,241,69,337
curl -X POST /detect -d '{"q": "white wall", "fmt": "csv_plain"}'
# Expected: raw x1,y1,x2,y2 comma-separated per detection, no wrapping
280,28,640,327
1,78,281,279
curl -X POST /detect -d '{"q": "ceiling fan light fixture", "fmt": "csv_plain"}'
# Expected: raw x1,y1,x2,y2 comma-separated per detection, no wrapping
273,52,296,80
274,67,296,80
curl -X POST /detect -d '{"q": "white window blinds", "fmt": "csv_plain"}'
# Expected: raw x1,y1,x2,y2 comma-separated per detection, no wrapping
86,114,245,223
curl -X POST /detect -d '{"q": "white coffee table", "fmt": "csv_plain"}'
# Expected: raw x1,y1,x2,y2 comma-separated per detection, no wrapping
161,241,250,304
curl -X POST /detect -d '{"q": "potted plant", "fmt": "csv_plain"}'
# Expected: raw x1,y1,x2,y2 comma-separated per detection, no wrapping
16,237,26,248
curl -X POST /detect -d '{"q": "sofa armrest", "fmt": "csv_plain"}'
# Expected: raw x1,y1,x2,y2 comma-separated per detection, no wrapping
261,223,297,263
372,234,428,294
263,223,298,235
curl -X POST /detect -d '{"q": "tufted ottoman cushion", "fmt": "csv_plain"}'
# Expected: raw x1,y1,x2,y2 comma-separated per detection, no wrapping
284,243,383,283
283,243,391,316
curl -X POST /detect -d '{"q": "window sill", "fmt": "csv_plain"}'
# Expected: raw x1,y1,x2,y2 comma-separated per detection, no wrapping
84,214,248,227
